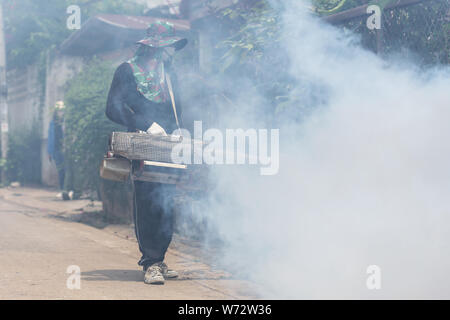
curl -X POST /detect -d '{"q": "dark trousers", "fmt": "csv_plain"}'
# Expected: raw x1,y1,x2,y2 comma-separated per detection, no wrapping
57,167,65,190
133,181,175,271
53,152,65,191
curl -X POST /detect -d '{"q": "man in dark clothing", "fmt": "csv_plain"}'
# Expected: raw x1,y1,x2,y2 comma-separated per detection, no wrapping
105,20,186,285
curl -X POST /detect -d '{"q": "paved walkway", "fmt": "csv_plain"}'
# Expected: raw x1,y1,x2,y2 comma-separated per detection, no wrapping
0,186,259,299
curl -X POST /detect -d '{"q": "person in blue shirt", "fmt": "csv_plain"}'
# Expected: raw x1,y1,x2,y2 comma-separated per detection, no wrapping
47,101,69,200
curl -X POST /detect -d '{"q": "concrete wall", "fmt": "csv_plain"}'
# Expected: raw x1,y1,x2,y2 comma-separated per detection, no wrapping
41,53,84,187
6,54,84,187
6,65,41,133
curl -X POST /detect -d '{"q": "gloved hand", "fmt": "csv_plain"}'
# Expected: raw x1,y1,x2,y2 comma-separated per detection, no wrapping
146,122,167,136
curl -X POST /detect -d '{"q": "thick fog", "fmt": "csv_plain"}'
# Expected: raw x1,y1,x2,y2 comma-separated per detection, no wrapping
179,0,450,299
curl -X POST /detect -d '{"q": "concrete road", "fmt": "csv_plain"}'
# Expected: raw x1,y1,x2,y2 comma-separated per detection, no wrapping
0,188,258,299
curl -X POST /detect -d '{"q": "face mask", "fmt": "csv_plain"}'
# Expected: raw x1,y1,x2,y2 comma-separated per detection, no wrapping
128,50,169,103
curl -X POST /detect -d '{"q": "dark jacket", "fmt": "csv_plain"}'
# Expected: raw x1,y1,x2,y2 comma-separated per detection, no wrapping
106,62,182,133
47,112,64,165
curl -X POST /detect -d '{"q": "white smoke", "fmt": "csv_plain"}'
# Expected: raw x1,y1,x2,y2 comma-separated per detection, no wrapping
189,1,450,299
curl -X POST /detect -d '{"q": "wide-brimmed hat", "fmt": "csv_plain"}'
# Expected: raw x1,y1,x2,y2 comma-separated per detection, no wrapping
137,20,187,51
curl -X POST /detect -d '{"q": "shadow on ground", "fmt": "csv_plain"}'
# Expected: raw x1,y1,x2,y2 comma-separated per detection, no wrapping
82,269,143,282
81,269,233,282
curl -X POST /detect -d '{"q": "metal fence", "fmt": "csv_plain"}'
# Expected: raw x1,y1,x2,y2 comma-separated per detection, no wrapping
325,0,449,65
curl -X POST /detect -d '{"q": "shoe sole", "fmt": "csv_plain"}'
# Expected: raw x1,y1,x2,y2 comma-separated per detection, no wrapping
144,275,165,285
145,279,165,285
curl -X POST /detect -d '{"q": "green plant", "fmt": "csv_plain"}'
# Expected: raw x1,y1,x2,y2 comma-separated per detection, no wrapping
3,0,144,69
63,57,120,194
215,1,305,122
218,0,279,72
313,0,348,13
5,120,41,184
212,0,448,122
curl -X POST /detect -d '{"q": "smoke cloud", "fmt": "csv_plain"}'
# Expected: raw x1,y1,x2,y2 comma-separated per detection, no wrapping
187,1,450,299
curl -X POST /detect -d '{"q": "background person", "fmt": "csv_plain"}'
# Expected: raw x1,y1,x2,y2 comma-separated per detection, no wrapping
47,101,70,200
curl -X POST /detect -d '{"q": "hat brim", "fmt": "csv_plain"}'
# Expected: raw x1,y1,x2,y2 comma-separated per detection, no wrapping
137,37,188,51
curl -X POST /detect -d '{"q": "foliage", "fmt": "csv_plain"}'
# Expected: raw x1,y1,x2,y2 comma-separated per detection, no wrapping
312,0,349,13
63,58,120,193
3,0,144,69
5,120,41,184
215,1,312,123
212,0,448,122
218,0,449,68
381,0,449,65
219,0,280,71
334,0,449,64
2,0,143,191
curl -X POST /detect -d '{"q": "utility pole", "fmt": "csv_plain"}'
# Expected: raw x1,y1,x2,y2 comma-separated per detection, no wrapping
0,3,8,183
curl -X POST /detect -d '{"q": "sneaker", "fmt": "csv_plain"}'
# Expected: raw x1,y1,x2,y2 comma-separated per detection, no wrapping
144,262,165,285
160,262,178,279
62,191,70,201
70,191,81,200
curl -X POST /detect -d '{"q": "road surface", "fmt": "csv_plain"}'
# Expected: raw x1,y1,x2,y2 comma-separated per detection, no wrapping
0,188,258,299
